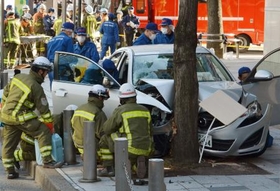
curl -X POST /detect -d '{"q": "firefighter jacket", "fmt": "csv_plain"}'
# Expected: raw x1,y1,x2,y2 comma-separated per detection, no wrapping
74,40,100,63
0,70,53,125
133,33,152,46
21,20,34,36
47,32,74,63
153,31,175,44
71,97,107,148
82,14,97,39
102,99,153,156
4,18,22,45
53,18,73,36
33,11,45,34
100,20,120,45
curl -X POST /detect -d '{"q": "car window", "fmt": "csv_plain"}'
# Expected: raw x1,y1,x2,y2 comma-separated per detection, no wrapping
132,53,232,85
55,53,118,87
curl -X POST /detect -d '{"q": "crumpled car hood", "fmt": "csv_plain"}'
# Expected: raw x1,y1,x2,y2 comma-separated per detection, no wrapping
139,79,242,109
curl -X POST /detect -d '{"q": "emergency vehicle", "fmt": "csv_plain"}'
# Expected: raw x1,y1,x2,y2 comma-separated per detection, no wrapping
120,0,264,51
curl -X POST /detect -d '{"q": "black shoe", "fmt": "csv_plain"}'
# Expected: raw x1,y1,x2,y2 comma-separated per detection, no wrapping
43,161,64,169
97,166,115,177
7,172,19,179
14,161,20,170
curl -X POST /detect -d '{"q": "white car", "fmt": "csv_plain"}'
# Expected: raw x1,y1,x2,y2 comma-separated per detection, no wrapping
52,44,278,157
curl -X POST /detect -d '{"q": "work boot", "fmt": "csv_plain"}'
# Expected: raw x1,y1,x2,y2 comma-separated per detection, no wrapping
7,172,19,179
97,166,115,177
136,156,146,179
43,161,64,169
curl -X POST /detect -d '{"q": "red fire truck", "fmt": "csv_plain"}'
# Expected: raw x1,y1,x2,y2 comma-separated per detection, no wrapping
119,0,264,51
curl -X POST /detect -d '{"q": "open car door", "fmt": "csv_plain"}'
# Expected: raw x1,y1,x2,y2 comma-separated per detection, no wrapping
242,47,280,125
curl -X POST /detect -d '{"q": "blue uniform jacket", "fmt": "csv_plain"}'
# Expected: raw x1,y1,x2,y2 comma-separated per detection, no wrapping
133,33,152,46
74,40,100,63
121,14,140,32
47,32,74,62
153,32,175,44
100,21,119,45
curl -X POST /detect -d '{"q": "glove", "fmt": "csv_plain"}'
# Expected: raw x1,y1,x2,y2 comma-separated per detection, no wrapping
45,122,54,134
116,42,121,47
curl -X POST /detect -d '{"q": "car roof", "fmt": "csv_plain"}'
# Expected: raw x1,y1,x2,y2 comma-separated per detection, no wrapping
119,44,210,55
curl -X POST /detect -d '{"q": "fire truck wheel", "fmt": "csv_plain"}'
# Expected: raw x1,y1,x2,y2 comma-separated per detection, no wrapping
235,34,251,53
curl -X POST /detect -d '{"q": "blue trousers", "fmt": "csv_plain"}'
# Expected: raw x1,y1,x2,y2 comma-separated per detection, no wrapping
100,44,116,59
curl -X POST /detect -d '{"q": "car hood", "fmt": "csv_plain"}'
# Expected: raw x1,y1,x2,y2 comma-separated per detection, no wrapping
139,79,242,108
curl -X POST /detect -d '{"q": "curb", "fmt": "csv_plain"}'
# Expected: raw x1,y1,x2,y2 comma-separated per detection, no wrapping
28,161,77,191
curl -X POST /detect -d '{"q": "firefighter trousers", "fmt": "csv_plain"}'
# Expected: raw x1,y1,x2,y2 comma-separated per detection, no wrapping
2,118,52,173
14,139,36,162
3,42,20,69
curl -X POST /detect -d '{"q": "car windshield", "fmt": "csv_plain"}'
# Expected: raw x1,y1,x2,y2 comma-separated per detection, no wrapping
132,53,232,85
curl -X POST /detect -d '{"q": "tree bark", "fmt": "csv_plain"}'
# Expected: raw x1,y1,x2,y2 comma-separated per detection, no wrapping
173,0,199,164
207,0,224,58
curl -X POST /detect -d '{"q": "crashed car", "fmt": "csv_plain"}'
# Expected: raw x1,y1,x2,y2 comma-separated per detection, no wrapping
52,44,276,157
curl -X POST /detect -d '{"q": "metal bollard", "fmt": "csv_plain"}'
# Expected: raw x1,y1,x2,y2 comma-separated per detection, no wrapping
63,109,77,165
115,138,131,191
0,72,8,89
79,121,100,183
148,159,166,191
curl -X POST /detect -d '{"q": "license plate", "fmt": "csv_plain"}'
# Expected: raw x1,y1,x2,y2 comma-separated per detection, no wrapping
198,133,212,148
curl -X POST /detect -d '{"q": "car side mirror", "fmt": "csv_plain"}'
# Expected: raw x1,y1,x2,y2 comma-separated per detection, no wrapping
249,70,274,82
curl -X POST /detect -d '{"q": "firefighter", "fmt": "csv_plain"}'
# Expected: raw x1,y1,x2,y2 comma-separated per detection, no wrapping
3,11,22,69
20,13,34,63
71,85,109,158
1,57,63,179
82,5,97,42
53,13,73,36
98,83,154,178
100,13,120,59
133,23,159,46
33,4,46,56
153,18,175,44
22,5,31,17
121,6,139,46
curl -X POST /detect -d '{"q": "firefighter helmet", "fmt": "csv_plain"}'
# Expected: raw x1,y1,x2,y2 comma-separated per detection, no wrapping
85,5,94,15
119,83,137,98
100,8,108,14
22,5,30,10
89,85,110,99
39,4,46,10
65,104,78,111
67,4,73,12
31,57,53,72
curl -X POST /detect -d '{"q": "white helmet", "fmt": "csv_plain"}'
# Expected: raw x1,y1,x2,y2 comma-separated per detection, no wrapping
39,4,47,10
22,5,30,11
67,4,74,12
89,85,110,99
65,104,78,111
85,5,94,15
100,8,108,14
119,83,137,98
22,13,32,20
31,57,53,72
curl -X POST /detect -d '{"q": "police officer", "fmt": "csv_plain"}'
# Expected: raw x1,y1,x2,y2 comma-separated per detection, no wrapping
82,5,97,41
121,6,139,46
71,85,109,157
47,22,75,89
3,11,22,69
74,27,100,63
98,83,153,178
100,13,120,59
133,22,159,46
153,18,175,44
33,4,47,56
1,57,63,179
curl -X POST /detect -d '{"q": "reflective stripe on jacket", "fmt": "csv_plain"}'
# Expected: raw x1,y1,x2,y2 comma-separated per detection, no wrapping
4,18,21,44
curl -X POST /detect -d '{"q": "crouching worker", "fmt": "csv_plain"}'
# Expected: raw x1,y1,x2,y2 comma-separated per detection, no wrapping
71,85,109,159
98,83,154,178
0,57,63,179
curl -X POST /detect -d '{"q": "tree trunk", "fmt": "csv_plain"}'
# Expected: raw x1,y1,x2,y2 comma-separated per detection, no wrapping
207,0,224,58
173,0,199,164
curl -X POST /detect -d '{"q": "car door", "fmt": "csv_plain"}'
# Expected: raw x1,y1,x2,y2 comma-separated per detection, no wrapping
52,51,121,117
243,47,280,125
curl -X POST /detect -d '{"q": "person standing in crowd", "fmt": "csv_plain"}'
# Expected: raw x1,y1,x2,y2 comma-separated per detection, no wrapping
3,11,22,69
47,22,75,89
66,4,74,22
133,22,159,46
53,12,73,36
121,6,139,46
20,13,34,63
153,18,175,44
43,8,55,37
82,5,97,41
4,5,19,19
1,57,63,179
98,83,153,178
100,13,120,59
22,5,31,18
33,4,47,56
71,85,109,158
116,10,125,48
74,27,100,63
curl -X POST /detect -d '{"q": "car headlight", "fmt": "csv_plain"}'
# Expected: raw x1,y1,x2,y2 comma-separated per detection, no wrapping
246,101,262,118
